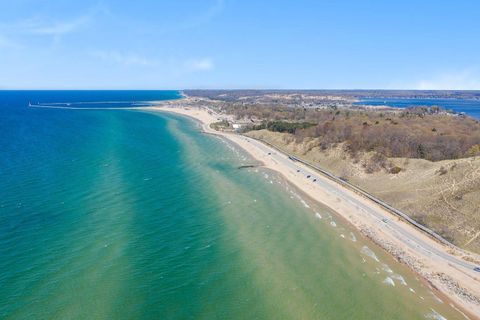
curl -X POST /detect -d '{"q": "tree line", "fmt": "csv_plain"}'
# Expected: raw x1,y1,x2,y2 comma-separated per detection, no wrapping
227,104,480,161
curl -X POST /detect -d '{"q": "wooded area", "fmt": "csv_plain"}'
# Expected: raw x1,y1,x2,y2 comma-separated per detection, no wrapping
233,105,480,161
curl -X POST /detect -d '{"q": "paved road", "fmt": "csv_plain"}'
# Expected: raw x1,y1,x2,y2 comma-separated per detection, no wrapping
241,136,479,274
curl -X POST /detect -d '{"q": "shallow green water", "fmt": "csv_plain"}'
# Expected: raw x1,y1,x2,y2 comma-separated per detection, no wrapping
0,103,465,319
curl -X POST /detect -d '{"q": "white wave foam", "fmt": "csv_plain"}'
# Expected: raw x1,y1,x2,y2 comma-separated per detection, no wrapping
391,273,407,286
360,246,380,262
381,264,393,274
350,232,357,242
300,200,310,208
425,309,447,320
330,221,337,227
315,212,322,219
383,277,395,286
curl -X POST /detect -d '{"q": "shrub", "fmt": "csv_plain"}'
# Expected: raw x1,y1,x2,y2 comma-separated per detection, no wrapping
210,120,230,131
467,145,480,157
389,166,402,174
257,121,315,134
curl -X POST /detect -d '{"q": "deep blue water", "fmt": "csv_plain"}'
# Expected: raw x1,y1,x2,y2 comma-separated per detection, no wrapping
354,98,480,119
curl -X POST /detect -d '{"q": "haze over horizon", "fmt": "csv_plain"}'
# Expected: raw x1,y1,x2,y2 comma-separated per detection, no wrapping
1,0,480,90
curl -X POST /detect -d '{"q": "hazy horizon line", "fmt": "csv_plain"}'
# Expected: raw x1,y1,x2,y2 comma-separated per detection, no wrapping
1,88,480,92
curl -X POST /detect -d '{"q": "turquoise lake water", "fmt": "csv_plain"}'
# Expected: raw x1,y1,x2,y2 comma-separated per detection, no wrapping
0,91,467,319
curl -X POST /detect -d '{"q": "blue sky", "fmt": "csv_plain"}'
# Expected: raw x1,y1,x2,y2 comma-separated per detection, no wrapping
0,0,479,89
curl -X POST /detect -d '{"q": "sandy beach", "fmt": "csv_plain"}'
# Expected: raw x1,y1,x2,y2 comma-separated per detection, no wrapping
144,102,480,319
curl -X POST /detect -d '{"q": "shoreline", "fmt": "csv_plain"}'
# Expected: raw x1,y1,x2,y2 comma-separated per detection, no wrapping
142,103,480,319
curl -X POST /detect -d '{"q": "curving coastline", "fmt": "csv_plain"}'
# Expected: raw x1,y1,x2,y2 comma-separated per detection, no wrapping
143,101,480,319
